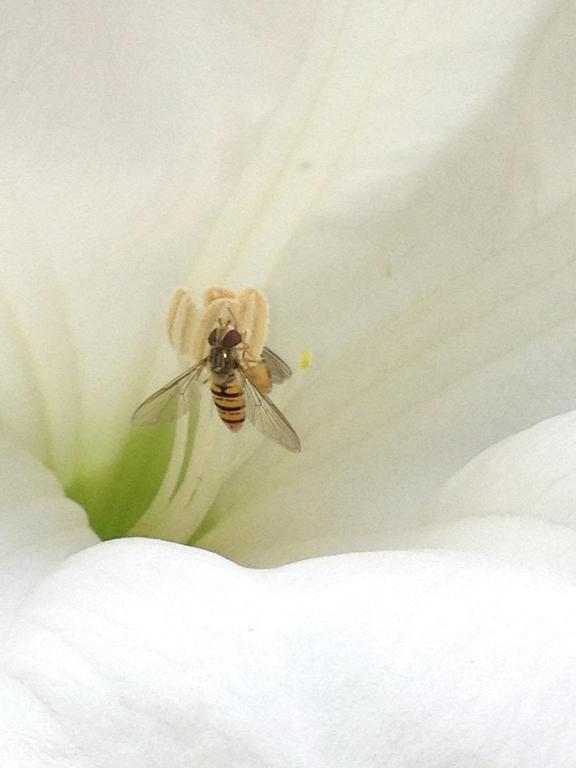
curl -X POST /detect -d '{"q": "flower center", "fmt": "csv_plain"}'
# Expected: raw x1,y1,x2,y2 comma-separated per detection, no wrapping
69,286,298,545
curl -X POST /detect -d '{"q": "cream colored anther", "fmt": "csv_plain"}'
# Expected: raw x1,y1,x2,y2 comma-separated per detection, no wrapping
203,287,237,306
237,288,269,361
166,286,270,364
166,288,197,361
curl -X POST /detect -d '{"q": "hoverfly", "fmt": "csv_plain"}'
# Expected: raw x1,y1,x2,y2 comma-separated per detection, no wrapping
132,323,301,452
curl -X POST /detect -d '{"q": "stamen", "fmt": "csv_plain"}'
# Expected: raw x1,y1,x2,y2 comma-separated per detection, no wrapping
133,285,274,543
166,288,197,360
203,287,237,306
237,288,269,361
129,412,191,538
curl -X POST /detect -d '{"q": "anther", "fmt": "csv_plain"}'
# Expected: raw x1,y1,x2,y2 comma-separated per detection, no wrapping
203,287,237,307
237,288,269,361
166,286,270,365
166,288,197,360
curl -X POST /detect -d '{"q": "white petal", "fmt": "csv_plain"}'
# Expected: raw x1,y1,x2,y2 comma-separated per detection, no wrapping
345,409,576,587
0,437,97,639
5,539,576,767
192,0,576,564
1,431,575,765
378,410,576,581
430,410,576,527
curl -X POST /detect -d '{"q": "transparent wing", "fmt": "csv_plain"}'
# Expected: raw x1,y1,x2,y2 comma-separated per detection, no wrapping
262,346,292,383
132,359,207,426
241,371,301,453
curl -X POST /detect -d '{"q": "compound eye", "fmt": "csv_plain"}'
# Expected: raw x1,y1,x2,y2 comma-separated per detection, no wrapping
208,328,219,346
221,329,242,348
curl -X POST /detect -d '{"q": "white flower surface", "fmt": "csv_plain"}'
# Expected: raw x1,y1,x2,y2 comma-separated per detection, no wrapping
1,0,576,765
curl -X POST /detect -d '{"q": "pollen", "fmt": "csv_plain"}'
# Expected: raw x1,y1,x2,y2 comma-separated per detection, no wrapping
299,350,313,370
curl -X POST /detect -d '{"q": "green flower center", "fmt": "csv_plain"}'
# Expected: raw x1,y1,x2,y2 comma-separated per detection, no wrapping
66,422,176,541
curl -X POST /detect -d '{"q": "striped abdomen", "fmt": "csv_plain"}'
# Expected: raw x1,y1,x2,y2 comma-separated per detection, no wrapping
210,375,245,431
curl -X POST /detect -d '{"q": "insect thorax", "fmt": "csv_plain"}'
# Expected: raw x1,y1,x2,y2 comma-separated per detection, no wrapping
208,346,239,375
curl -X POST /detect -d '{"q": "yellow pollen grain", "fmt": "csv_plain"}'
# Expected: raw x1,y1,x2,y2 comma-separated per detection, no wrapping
299,350,312,370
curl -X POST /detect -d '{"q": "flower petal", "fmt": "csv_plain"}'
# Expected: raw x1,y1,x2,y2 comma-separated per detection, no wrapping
430,410,576,528
5,539,576,766
0,436,97,639
190,0,576,564
388,410,576,583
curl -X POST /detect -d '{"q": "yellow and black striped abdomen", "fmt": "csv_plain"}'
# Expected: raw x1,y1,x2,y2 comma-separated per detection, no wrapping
210,376,245,431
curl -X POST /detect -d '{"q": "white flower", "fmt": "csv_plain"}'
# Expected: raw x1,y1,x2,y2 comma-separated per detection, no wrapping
1,1,576,765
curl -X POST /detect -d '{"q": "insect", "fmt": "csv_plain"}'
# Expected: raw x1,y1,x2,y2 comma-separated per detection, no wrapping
132,323,301,453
